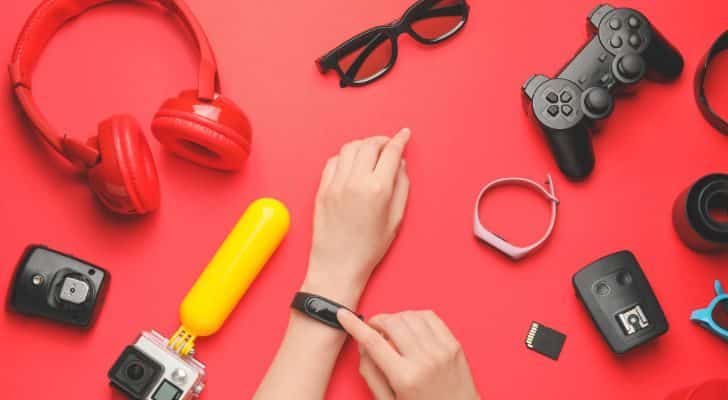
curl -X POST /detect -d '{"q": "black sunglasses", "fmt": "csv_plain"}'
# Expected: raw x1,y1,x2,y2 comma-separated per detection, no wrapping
316,0,470,88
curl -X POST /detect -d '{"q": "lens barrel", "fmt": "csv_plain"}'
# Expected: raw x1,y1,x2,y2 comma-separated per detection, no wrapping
673,174,728,252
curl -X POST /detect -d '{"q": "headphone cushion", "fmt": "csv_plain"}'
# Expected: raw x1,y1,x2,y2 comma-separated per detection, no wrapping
87,115,160,215
151,90,252,171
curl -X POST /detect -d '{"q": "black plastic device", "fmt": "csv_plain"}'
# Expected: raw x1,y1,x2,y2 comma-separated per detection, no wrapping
673,174,728,252
7,245,109,328
291,292,362,331
522,4,683,180
573,250,668,354
695,31,728,134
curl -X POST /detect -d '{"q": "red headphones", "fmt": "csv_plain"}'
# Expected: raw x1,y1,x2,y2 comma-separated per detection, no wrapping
9,0,252,215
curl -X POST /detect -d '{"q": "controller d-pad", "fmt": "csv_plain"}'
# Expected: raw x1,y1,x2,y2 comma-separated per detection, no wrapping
532,79,583,129
541,87,576,119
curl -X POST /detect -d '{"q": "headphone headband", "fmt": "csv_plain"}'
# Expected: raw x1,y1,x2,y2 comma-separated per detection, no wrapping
9,0,219,166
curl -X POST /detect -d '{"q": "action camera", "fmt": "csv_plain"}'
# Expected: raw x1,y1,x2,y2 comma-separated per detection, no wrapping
109,331,205,400
8,245,109,328
108,199,290,399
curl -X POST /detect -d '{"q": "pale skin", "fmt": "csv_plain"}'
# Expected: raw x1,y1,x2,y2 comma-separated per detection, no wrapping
254,129,480,400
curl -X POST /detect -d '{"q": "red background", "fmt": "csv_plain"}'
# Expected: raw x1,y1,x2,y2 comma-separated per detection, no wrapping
2,0,728,398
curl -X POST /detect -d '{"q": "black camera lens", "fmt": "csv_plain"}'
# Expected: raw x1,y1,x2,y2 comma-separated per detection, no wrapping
109,346,163,398
126,363,146,380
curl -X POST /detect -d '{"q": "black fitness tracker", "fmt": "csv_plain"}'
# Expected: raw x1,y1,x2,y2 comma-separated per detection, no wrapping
291,292,362,331
673,174,728,252
695,31,728,134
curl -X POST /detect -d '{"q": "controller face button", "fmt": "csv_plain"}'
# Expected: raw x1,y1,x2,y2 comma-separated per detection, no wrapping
560,91,573,103
562,105,574,116
547,105,560,117
546,92,559,103
628,15,641,28
628,34,642,48
608,18,622,30
610,35,623,48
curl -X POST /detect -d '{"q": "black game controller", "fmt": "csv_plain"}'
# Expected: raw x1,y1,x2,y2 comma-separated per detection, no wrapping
522,4,684,180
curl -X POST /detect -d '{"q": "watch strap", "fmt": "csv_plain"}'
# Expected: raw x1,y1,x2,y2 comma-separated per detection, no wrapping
695,31,728,134
291,292,362,331
473,175,559,260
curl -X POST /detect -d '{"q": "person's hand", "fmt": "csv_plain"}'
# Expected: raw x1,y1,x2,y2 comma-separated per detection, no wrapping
302,129,411,307
338,309,480,400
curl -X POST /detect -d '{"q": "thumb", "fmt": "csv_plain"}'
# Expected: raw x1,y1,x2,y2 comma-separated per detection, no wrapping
359,348,395,400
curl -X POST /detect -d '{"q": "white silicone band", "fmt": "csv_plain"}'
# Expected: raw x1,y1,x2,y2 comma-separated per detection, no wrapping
473,175,559,260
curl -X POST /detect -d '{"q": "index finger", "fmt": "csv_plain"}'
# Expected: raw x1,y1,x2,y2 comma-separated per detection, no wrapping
374,128,411,184
338,309,403,377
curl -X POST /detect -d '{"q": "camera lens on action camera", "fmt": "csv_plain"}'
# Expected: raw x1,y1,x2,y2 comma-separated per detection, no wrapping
126,363,146,381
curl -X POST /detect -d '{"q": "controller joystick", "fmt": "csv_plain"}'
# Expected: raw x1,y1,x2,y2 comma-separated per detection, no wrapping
583,87,613,119
614,53,646,84
522,4,683,180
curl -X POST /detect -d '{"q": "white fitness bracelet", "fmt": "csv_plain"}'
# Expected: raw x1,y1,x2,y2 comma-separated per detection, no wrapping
473,175,560,260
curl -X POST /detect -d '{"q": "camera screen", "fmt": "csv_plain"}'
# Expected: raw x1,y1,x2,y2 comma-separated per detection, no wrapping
152,380,183,400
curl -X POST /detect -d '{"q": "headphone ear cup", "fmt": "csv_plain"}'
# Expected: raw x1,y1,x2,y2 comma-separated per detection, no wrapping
87,115,160,215
151,90,251,171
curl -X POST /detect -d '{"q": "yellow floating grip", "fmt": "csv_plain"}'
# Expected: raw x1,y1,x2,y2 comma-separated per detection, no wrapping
179,198,290,341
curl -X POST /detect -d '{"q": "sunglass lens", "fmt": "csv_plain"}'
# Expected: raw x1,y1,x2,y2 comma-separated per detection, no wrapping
410,0,466,42
337,30,394,84
711,299,728,330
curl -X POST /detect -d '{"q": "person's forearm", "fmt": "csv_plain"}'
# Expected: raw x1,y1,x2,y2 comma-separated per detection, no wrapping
253,272,365,400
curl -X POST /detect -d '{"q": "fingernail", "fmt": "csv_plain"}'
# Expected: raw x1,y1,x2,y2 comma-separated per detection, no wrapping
398,128,411,139
337,308,353,323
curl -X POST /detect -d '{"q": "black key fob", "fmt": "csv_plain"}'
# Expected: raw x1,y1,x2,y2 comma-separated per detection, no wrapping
8,245,109,328
573,250,668,354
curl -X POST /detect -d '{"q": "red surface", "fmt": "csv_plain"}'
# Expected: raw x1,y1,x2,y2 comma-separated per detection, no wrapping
1,1,728,398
